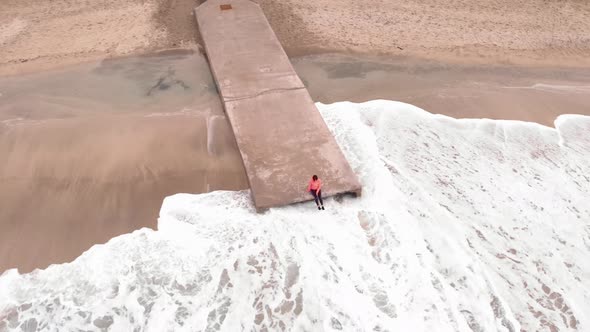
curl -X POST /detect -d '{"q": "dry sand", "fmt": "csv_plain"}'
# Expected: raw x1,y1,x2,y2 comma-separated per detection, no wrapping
0,0,201,76
293,54,590,127
263,0,590,66
2,0,590,76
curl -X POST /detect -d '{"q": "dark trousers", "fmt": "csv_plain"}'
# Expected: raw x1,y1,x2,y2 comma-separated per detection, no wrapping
310,189,323,206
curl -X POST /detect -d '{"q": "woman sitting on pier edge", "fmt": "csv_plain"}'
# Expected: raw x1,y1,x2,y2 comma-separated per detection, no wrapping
308,175,324,210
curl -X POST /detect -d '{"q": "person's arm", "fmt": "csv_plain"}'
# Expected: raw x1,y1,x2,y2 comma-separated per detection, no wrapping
317,180,322,192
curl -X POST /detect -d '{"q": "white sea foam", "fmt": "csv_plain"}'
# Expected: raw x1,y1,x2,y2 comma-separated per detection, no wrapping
502,83,590,94
1,118,46,127
1,100,589,331
144,108,203,118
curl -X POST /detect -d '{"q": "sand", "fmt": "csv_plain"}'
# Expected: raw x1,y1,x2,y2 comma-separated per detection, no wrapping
0,0,200,76
2,0,590,76
263,0,590,66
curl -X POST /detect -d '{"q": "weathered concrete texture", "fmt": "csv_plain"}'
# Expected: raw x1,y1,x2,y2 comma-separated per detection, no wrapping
195,0,361,210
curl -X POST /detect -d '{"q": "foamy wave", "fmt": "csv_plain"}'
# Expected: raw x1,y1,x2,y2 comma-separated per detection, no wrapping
144,108,204,118
1,118,46,127
1,101,589,331
503,83,590,94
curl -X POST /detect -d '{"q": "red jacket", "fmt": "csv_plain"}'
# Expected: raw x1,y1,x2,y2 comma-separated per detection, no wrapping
308,178,322,192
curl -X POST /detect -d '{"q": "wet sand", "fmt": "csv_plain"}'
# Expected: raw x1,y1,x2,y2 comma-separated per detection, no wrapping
0,51,248,273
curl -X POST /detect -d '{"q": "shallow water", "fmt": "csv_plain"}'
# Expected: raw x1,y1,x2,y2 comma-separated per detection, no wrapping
1,50,590,330
0,50,219,119
1,100,588,331
0,50,248,273
1,50,590,275
293,54,590,126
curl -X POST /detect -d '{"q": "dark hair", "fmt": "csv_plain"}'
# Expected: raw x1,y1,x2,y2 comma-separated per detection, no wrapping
312,175,318,181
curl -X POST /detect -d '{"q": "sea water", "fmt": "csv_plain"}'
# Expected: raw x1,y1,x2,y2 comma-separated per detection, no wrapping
0,100,589,331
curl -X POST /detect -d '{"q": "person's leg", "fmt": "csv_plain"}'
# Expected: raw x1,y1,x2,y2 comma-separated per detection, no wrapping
318,190,324,207
310,190,320,207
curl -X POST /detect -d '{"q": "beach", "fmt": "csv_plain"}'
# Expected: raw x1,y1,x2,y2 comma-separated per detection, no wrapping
2,0,590,77
1,0,589,272
1,0,590,330
1,100,588,331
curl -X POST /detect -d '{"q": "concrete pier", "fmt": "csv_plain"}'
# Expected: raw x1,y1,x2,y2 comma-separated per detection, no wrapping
195,0,361,210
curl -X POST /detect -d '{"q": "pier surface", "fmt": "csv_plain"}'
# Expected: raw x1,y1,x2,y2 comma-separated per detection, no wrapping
195,0,361,210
